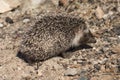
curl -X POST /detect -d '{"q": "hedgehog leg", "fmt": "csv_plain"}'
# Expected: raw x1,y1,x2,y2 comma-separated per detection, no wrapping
60,46,76,58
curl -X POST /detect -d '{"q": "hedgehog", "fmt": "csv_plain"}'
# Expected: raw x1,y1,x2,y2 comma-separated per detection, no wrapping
17,13,96,63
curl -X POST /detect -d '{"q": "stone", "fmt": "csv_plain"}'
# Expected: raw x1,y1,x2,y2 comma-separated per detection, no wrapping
95,6,104,19
112,45,120,54
80,70,87,75
78,76,88,80
64,68,78,76
100,58,108,64
97,49,104,54
100,75,113,80
103,11,114,20
92,61,98,65
112,24,120,35
101,65,106,72
23,19,30,23
90,77,99,80
0,23,4,28
5,17,14,24
51,0,59,6
59,0,69,6
21,0,54,14
118,36,120,38
117,65,120,73
102,47,109,52
117,6,120,12
0,0,21,13
94,64,101,71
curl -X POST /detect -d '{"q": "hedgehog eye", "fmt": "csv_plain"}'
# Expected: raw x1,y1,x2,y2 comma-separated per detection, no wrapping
84,34,87,38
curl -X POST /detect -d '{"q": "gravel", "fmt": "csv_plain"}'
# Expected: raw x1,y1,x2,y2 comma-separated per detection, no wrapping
0,0,120,80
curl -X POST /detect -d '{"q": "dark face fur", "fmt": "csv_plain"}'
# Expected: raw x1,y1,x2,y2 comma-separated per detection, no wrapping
72,28,96,47
79,29,96,44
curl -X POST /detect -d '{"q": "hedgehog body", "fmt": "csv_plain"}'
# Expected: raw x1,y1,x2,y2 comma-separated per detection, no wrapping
18,14,96,63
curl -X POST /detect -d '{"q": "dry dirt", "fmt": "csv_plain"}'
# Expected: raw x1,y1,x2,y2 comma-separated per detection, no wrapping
0,0,120,80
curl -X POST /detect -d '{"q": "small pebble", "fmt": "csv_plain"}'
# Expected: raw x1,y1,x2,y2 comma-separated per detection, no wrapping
23,19,30,23
117,65,120,73
117,6,120,12
118,36,120,38
102,47,109,52
101,58,108,64
97,50,103,54
78,76,88,80
90,77,98,80
5,17,14,24
95,6,104,19
64,68,78,76
94,64,101,71
117,59,120,65
0,23,4,28
92,61,98,65
100,75,113,80
112,25,120,35
80,70,87,75
103,11,114,20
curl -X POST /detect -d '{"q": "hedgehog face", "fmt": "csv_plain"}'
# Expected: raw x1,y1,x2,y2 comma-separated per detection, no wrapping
72,28,96,47
79,29,96,44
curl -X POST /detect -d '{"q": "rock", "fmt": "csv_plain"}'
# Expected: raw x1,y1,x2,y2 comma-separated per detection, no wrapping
117,59,120,73
92,60,99,65
101,65,106,72
97,50,103,54
5,17,14,24
59,0,69,6
112,24,120,35
117,65,120,73
100,75,113,80
77,60,86,66
80,70,87,75
118,36,120,38
112,45,120,54
78,76,88,80
0,0,21,13
117,6,120,12
88,0,95,4
0,23,4,28
21,0,56,14
95,6,104,19
51,0,59,6
23,19,30,23
103,11,114,20
37,71,43,76
64,68,78,76
90,77,99,80
21,0,46,13
117,59,120,65
100,58,108,64
94,64,101,71
102,47,109,52
97,46,109,54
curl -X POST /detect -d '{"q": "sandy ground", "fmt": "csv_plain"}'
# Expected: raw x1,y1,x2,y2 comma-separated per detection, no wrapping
0,0,120,80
